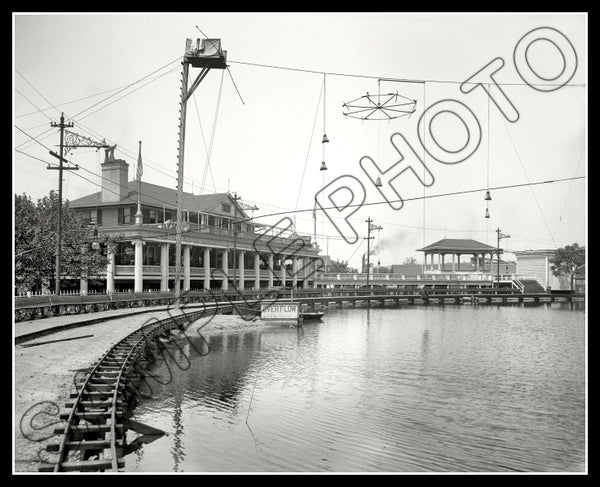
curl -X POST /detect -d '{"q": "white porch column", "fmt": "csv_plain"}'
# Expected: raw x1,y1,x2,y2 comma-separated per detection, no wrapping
161,243,169,292
280,256,287,288
475,253,479,272
222,249,229,291
441,254,445,272
183,245,191,291
451,253,456,273
254,253,260,290
302,257,309,289
106,247,115,293
79,278,88,295
134,239,143,292
268,254,274,288
203,247,211,290
238,250,245,289
292,256,298,288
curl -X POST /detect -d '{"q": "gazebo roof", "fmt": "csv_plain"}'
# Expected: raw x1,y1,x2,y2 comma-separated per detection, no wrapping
416,238,499,253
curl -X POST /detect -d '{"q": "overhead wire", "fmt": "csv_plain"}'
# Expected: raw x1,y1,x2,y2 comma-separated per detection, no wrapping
553,149,586,235
15,56,182,152
500,115,558,248
16,123,586,243
15,75,176,119
16,69,61,118
68,56,182,121
228,59,586,87
235,176,586,223
293,79,323,225
199,70,225,194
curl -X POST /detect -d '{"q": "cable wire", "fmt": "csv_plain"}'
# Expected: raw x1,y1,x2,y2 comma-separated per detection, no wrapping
500,115,558,248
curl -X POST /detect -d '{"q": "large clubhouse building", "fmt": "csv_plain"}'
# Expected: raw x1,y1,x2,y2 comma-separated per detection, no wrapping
69,151,322,292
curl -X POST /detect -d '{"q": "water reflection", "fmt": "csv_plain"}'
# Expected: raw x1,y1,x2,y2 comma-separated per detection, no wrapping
126,303,585,473
170,390,185,472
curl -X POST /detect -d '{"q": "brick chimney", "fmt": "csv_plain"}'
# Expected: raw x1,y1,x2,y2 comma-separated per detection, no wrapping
101,145,129,203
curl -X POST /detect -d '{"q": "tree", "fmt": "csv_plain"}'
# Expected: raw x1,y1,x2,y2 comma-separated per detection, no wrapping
15,191,116,293
329,259,351,273
402,256,418,265
550,243,585,292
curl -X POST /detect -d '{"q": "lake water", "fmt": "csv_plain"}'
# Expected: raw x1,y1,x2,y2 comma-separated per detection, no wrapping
123,302,586,473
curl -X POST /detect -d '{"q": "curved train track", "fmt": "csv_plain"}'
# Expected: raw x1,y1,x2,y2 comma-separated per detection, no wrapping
39,308,211,472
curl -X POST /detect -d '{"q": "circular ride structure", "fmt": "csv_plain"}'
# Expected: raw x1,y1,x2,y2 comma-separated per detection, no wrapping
342,90,417,121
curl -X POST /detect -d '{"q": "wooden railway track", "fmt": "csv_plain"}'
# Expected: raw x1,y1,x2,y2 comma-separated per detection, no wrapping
39,309,206,472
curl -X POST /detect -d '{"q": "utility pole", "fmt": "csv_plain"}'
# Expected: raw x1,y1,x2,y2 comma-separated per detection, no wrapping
496,227,511,287
173,38,227,309
365,217,382,289
232,192,240,289
47,113,75,295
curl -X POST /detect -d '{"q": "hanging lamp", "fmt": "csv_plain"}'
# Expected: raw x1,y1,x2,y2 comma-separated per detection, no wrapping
485,208,490,219
91,227,100,250
320,161,328,171
484,190,492,201
375,177,382,187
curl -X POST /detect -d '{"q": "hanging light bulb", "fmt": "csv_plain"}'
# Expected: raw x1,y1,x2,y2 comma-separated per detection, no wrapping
485,208,490,219
320,161,328,171
322,134,329,143
91,227,100,250
484,190,492,201
375,177,382,187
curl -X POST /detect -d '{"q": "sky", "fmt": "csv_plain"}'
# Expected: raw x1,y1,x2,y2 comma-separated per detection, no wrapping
13,12,587,270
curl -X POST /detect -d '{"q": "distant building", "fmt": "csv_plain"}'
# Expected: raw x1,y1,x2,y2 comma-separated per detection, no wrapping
513,249,582,291
416,238,501,273
390,264,424,276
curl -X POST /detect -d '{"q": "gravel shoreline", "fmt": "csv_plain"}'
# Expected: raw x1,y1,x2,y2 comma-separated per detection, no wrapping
14,311,267,473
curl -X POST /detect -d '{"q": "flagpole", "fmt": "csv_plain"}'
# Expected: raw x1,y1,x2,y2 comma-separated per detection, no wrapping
135,140,143,225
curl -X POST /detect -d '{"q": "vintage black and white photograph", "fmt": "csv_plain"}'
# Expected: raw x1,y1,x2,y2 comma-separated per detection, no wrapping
13,12,587,474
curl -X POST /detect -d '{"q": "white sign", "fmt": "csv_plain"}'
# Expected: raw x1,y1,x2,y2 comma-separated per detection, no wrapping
261,303,299,320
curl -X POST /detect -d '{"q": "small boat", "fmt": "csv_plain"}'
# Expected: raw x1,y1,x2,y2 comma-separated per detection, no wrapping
301,311,325,321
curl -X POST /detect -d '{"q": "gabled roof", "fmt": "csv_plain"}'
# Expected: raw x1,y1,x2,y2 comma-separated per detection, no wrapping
416,238,499,252
68,181,248,218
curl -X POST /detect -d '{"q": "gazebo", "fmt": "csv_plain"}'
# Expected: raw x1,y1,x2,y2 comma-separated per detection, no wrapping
417,238,501,273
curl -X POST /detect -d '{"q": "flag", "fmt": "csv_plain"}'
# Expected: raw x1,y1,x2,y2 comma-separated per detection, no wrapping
136,141,143,181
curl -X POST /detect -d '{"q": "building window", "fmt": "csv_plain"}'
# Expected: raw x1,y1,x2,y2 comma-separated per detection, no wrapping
115,242,135,265
142,208,157,224
118,206,134,224
222,203,231,213
77,208,100,226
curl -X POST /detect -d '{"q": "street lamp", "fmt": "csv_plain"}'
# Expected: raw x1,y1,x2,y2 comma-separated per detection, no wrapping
365,218,383,289
496,228,511,287
91,227,100,250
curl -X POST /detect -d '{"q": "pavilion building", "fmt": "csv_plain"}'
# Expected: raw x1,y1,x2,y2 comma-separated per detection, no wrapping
416,238,501,274
68,152,321,293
